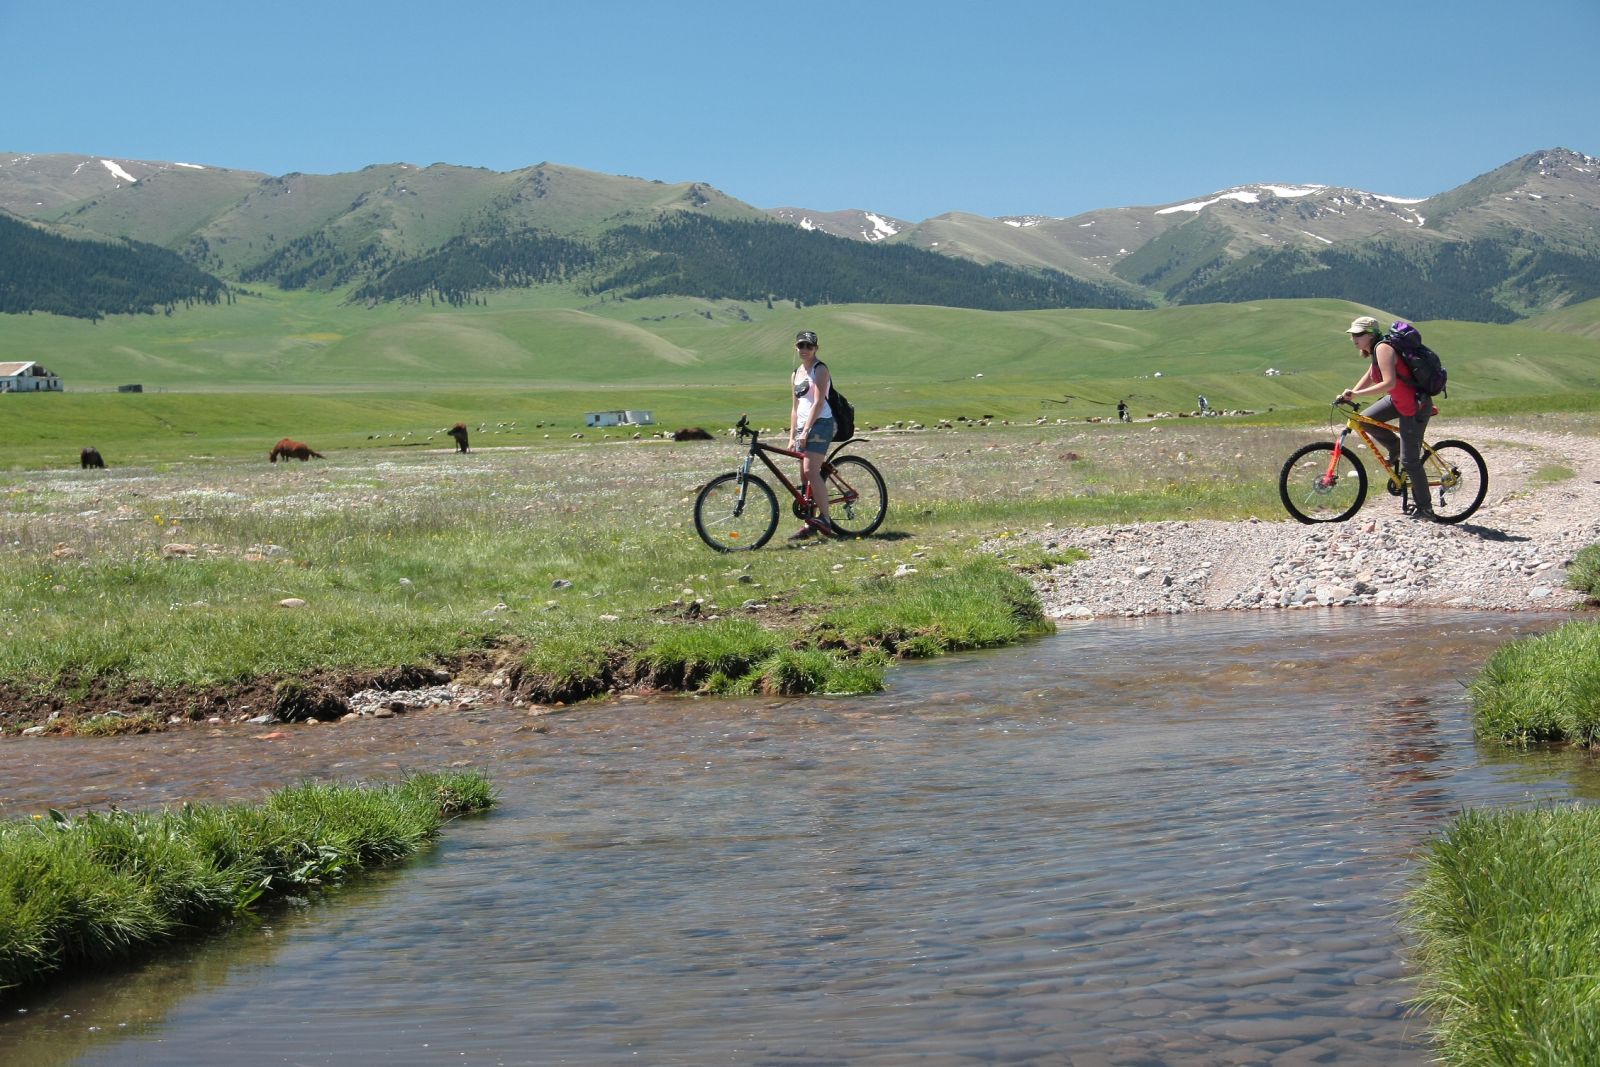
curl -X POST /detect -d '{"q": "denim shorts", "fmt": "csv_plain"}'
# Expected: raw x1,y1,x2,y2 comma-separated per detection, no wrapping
802,417,835,455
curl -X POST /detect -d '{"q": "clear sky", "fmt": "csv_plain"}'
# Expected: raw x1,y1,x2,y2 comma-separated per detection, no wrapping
6,0,1597,221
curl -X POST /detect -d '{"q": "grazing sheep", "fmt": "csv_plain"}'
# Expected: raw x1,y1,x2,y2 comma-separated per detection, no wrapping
80,447,106,469
447,422,470,453
671,427,714,441
269,438,326,463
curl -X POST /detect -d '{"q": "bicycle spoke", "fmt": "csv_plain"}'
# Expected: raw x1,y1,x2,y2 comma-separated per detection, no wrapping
1279,442,1367,523
694,473,779,551
1422,440,1489,523
824,456,887,537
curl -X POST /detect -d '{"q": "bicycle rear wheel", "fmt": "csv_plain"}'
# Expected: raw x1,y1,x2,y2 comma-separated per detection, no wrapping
1279,442,1367,523
694,472,779,551
1420,440,1488,523
823,455,887,537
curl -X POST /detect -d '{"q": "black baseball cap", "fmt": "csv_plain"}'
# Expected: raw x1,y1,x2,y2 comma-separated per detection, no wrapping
795,330,818,345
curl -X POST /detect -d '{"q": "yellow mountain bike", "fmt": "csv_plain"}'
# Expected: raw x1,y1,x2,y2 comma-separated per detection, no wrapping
1278,399,1488,524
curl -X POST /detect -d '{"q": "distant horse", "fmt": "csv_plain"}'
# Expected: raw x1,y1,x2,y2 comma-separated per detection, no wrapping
672,427,714,441
80,447,106,469
269,438,325,463
447,423,470,453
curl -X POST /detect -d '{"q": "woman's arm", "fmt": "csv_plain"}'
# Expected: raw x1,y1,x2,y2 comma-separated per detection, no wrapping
1346,346,1398,399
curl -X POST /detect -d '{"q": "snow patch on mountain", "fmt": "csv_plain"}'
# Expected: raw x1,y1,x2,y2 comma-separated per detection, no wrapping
1156,183,1426,217
1000,215,1056,229
862,212,898,241
99,159,138,183
1156,189,1263,214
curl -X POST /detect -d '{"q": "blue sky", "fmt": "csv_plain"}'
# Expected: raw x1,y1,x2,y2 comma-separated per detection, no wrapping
7,0,1597,221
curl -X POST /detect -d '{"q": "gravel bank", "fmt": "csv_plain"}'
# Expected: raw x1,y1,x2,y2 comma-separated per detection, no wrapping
992,424,1600,618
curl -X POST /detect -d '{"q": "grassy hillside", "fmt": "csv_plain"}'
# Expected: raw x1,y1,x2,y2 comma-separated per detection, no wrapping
3,291,1599,468
1524,296,1600,340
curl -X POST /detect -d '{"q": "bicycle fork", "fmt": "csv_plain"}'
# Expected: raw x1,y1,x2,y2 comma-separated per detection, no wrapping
1321,432,1349,488
731,457,753,517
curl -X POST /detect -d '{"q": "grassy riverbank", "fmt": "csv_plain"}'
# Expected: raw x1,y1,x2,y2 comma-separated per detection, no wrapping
0,422,1288,732
0,770,494,998
1406,806,1600,1065
1469,544,1600,745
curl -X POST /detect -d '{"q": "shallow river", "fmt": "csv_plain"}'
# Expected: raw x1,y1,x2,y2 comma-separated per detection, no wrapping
2,609,1595,1067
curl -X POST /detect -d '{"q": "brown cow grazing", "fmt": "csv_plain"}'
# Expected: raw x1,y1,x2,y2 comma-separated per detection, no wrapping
80,447,106,469
269,438,326,463
672,427,714,441
447,422,470,453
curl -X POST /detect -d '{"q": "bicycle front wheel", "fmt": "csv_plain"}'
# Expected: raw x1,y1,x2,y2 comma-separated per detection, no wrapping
824,455,887,537
694,472,779,551
1421,440,1488,523
1279,442,1368,523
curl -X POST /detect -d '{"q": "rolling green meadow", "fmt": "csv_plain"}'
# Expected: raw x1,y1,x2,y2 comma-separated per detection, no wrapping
5,288,1600,1055
3,290,1600,467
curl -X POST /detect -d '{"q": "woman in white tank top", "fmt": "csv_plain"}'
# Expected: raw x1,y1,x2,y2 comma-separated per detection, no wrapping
787,329,836,539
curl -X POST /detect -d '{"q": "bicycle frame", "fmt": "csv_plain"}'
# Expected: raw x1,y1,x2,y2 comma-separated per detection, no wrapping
732,420,854,513
1326,401,1461,496
1318,406,1408,489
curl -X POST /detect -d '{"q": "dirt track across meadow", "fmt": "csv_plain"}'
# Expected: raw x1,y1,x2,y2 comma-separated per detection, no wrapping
998,422,1600,618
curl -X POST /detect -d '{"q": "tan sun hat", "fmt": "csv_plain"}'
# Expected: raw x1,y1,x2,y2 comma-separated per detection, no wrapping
1346,315,1381,335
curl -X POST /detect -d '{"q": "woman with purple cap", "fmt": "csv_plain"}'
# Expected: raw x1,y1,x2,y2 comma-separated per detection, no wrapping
787,329,836,540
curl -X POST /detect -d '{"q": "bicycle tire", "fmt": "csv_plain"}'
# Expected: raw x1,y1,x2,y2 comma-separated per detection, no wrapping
1419,439,1488,523
823,455,888,537
1279,442,1368,523
694,472,779,551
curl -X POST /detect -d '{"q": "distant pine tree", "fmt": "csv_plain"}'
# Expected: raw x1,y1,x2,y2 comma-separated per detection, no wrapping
0,214,227,320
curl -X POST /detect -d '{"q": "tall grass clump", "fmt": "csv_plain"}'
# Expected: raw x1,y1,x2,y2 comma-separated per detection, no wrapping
1470,621,1600,744
819,557,1052,658
1568,543,1600,601
1406,806,1600,1064
0,770,493,998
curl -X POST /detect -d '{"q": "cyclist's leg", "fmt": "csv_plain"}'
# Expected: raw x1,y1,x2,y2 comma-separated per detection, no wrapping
798,418,836,532
1399,406,1433,516
1361,397,1400,462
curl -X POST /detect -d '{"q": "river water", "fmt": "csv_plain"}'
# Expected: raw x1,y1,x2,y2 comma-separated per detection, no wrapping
2,609,1594,1067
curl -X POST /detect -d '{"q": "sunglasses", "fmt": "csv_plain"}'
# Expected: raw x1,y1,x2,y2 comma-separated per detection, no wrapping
796,342,816,350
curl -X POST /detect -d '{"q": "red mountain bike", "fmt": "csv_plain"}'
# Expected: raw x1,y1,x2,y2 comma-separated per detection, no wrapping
693,416,888,551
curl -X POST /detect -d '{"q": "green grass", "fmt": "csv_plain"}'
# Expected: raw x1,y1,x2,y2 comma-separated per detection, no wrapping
1406,806,1600,1065
6,293,1600,469
1530,463,1577,483
1569,544,1600,600
0,419,1301,723
1470,621,1600,744
0,770,494,997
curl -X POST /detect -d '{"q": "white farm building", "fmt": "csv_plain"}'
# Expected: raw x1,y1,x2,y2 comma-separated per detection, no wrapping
584,409,654,428
0,362,63,392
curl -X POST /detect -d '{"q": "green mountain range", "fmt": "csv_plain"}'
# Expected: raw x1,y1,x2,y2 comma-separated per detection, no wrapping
2,147,1597,322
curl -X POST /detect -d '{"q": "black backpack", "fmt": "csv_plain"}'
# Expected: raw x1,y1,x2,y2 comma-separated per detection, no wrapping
1385,321,1448,398
819,362,855,443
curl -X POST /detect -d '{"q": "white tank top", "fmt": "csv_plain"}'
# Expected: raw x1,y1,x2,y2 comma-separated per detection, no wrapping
793,361,833,423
